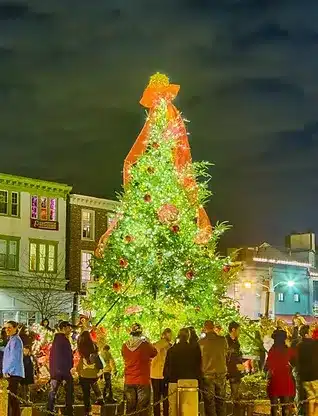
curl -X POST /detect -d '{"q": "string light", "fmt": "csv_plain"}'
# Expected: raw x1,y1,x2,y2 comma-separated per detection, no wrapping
253,257,311,268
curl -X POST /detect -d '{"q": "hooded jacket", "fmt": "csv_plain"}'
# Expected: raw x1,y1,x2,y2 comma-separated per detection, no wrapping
122,337,157,385
150,338,171,379
49,333,73,380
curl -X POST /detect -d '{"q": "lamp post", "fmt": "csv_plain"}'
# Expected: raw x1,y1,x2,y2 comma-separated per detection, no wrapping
243,279,295,318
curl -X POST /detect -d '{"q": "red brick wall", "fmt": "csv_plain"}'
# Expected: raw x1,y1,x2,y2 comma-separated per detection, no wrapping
67,204,108,292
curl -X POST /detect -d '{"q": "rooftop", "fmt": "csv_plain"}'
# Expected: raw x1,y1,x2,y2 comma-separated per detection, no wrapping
0,172,72,199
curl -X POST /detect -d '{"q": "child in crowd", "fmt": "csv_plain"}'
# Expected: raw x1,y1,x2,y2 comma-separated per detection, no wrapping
20,345,35,402
101,344,117,403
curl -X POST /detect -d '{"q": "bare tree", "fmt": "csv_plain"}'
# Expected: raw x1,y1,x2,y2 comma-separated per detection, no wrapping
1,254,73,321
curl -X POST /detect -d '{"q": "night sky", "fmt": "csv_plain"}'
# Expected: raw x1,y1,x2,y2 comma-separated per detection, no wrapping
1,0,318,249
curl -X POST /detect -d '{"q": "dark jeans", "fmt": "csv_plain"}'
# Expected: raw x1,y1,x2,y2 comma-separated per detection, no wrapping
8,376,22,416
103,372,113,401
270,396,294,416
151,378,168,416
20,384,30,402
48,377,74,416
79,377,102,413
124,384,151,416
229,380,243,416
202,375,226,416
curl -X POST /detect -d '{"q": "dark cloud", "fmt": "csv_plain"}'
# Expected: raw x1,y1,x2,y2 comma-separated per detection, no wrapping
0,2,29,20
0,0,318,248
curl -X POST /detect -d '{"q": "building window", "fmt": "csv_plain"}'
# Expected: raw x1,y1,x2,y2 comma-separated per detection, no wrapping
18,311,37,326
294,293,300,303
0,236,19,270
0,190,19,217
82,210,95,240
29,240,58,273
278,293,284,302
81,251,93,284
31,196,57,221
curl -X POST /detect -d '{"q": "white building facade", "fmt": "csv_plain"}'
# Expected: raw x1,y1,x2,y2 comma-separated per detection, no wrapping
0,173,72,325
228,235,317,321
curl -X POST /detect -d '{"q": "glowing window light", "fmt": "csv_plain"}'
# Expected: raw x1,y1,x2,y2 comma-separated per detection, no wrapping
253,257,311,268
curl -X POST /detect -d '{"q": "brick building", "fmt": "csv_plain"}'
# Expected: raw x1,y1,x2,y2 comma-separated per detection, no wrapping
67,194,118,294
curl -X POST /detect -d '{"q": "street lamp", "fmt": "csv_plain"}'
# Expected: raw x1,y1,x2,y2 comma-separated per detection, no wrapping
243,280,295,318
243,281,252,289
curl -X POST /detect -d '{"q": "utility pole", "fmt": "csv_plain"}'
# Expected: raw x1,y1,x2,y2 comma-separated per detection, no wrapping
264,267,272,318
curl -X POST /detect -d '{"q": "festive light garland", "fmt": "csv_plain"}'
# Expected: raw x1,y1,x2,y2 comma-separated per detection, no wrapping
253,257,312,268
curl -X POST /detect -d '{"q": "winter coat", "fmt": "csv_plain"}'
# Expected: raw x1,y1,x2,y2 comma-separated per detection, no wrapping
226,335,243,381
163,341,202,384
122,337,157,385
296,338,318,382
266,346,296,398
150,339,171,380
49,333,73,380
199,332,228,376
21,356,35,385
3,334,25,378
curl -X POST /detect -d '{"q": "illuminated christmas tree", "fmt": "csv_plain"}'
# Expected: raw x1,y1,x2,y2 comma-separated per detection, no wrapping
86,73,240,346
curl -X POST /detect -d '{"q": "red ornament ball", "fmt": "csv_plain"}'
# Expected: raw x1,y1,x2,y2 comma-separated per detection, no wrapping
171,224,180,233
119,258,129,269
157,203,179,225
144,194,152,203
186,270,195,280
113,281,122,292
125,235,133,243
152,142,159,149
223,264,231,273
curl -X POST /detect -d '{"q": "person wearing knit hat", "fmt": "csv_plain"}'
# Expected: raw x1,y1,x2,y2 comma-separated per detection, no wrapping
122,323,157,416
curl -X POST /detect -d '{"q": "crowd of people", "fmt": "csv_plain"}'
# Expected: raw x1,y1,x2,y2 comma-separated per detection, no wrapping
0,314,318,416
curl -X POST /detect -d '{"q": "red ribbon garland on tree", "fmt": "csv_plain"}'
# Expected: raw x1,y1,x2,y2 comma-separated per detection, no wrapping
96,73,212,257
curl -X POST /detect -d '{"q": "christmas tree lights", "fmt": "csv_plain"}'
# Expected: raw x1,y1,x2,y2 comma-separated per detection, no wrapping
85,74,245,360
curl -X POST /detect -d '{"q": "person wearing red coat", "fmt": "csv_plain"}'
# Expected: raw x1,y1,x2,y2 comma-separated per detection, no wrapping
265,330,296,416
122,323,157,416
